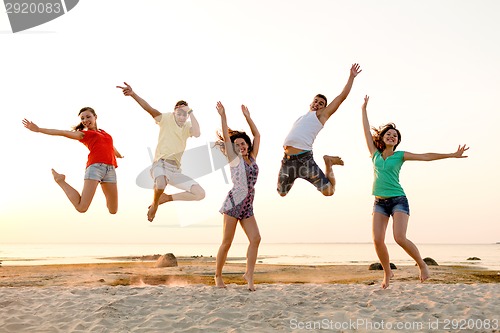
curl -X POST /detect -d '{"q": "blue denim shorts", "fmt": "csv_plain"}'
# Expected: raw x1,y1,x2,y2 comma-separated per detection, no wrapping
277,151,330,195
84,163,117,183
373,196,410,216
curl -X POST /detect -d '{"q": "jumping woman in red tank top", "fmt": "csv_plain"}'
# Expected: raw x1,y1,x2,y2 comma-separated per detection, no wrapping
23,107,123,214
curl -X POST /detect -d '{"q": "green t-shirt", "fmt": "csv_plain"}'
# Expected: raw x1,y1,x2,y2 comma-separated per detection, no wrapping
372,150,406,197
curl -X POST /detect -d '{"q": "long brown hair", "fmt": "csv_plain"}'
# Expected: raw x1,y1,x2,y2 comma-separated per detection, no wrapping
215,128,252,157
72,107,96,131
372,123,401,152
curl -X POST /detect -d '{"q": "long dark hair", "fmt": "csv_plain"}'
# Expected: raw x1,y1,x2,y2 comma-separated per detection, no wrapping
73,107,96,131
372,123,401,152
215,128,253,157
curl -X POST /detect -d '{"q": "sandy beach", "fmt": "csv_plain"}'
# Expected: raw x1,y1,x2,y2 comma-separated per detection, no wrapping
1,258,499,332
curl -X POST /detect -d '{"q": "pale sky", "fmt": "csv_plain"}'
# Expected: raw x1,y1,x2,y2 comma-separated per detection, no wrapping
1,0,499,245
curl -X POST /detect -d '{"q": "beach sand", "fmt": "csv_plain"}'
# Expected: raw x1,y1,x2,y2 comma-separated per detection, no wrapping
1,258,499,332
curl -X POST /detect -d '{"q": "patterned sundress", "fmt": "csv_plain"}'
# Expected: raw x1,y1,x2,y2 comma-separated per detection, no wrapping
219,156,259,220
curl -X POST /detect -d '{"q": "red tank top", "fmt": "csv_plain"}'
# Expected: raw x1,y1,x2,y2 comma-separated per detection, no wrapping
79,129,117,168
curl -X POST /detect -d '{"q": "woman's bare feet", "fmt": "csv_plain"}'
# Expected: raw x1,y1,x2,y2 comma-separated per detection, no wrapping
323,155,344,166
243,273,256,291
214,275,226,288
51,169,66,183
381,270,394,289
419,264,430,283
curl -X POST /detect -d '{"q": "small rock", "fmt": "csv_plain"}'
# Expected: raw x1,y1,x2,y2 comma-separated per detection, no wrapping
467,257,481,261
369,262,397,270
423,257,439,266
155,253,178,268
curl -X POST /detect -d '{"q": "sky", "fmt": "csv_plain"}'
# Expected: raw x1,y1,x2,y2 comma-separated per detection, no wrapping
1,0,499,245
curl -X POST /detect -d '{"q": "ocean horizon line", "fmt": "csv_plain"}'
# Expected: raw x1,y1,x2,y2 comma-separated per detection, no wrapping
2,241,499,245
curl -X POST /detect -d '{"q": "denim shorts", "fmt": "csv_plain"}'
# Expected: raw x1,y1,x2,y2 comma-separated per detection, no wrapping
84,163,117,183
277,151,330,195
373,196,410,216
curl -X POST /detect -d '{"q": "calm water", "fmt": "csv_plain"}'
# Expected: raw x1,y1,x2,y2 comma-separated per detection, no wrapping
1,243,499,270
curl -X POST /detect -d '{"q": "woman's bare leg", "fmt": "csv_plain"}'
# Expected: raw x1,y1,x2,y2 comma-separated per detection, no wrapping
392,212,430,283
372,212,393,289
240,215,261,291
215,215,238,288
100,182,118,214
52,169,98,213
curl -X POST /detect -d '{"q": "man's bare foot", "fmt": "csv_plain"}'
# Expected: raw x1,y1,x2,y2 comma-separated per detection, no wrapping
323,155,344,166
381,270,394,289
243,273,256,291
158,193,173,205
419,264,430,283
215,275,226,288
51,169,66,183
147,204,158,222
148,194,173,209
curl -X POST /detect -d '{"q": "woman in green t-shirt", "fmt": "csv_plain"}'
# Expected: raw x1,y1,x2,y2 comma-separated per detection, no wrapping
361,95,469,289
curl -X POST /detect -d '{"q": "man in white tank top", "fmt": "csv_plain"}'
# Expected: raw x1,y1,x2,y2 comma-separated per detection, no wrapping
277,63,362,197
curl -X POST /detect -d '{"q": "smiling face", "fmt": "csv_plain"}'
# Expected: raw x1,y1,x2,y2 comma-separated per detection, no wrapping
173,106,189,127
234,137,249,156
374,123,401,152
309,95,327,112
79,109,97,130
383,129,400,147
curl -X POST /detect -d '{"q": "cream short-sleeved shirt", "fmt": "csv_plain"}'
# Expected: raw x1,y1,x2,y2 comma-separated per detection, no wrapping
154,112,192,166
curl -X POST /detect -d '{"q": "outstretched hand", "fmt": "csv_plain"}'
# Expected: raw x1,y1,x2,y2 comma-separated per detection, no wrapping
216,101,225,116
362,95,369,110
452,145,469,158
116,82,134,96
241,105,250,118
350,63,362,77
22,118,39,132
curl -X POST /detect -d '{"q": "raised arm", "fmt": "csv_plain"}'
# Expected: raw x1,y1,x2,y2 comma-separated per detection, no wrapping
318,63,362,124
182,106,200,138
361,96,377,157
404,145,469,161
241,105,260,159
216,101,238,163
22,119,84,140
116,82,161,119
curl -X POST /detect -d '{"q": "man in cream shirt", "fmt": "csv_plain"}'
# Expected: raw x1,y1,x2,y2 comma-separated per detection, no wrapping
117,82,205,222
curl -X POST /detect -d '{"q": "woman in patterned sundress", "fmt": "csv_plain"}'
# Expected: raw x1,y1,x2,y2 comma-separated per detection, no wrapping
214,101,261,291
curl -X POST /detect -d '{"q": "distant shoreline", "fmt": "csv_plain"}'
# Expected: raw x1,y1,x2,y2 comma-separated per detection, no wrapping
2,243,499,271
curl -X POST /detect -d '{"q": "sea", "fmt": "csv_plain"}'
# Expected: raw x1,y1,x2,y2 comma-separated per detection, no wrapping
1,243,499,270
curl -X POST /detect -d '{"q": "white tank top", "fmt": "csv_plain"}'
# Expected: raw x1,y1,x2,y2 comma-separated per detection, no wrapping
283,111,323,150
